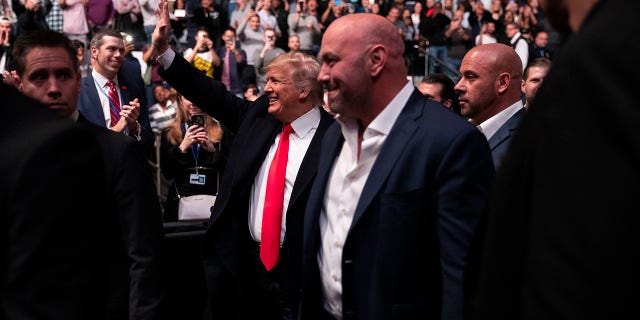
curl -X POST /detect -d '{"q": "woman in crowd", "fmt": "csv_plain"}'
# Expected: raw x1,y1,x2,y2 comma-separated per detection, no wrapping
160,94,231,222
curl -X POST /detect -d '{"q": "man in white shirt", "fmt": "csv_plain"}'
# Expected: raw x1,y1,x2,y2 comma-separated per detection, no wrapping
505,22,529,72
299,13,494,320
455,43,526,169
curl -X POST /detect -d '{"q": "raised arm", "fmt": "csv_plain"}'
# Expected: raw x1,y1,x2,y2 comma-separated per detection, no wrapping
152,0,252,131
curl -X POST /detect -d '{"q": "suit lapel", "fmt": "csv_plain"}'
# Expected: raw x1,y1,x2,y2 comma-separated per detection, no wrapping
487,107,525,151
117,75,130,105
306,123,344,236
288,111,334,212
79,75,108,128
349,91,424,230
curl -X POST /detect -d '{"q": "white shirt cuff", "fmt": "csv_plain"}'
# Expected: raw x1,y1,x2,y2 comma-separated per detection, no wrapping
157,48,176,70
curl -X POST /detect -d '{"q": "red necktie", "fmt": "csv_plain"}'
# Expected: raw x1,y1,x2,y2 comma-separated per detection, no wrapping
107,80,121,127
260,123,294,271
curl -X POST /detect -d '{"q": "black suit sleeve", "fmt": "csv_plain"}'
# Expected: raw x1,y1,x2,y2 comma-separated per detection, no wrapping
159,53,255,132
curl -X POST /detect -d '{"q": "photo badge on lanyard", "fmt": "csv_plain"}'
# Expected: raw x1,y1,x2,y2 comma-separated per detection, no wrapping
187,123,207,185
190,173,206,185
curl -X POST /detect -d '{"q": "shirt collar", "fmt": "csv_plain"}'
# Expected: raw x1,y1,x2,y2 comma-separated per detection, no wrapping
70,109,79,122
92,69,117,88
289,106,321,139
367,80,413,137
336,80,413,138
477,100,524,140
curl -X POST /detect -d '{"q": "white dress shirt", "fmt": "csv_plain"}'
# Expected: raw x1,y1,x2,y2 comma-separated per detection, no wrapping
249,107,321,244
91,69,142,139
318,81,413,319
510,31,529,72
476,100,524,141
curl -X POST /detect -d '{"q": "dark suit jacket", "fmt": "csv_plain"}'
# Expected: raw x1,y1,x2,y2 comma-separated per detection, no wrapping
0,83,109,319
159,53,333,319
469,0,640,318
77,115,165,320
77,69,154,152
487,107,525,170
300,90,495,320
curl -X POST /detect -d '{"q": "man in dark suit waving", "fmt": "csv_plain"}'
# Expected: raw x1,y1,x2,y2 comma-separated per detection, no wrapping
299,13,494,320
152,1,333,318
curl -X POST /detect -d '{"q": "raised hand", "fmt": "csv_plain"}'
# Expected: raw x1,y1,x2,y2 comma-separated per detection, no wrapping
152,0,171,54
180,125,208,152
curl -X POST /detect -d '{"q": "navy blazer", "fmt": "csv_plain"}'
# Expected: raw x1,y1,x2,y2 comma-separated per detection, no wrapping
77,68,154,150
300,91,495,320
159,53,334,319
487,107,526,169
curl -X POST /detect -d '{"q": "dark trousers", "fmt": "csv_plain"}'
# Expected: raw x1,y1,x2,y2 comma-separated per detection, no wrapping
242,242,296,320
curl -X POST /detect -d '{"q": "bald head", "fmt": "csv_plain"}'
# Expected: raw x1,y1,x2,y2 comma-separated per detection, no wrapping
323,13,405,61
467,43,523,79
455,43,523,124
318,13,410,127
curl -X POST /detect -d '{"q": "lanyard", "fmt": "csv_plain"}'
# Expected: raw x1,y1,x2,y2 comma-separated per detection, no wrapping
184,123,201,174
94,78,122,120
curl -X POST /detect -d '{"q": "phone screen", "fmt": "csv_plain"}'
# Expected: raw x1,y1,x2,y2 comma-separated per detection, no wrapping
190,114,205,127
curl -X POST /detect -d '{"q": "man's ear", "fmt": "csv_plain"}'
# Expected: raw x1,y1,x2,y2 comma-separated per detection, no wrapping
497,72,510,94
90,46,98,60
299,86,310,100
368,44,387,78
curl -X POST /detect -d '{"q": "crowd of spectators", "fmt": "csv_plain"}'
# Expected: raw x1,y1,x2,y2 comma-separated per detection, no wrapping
1,0,563,237
1,0,558,89
3,0,634,319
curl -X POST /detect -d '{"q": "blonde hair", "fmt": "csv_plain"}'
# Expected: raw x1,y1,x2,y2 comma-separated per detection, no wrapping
164,94,224,145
